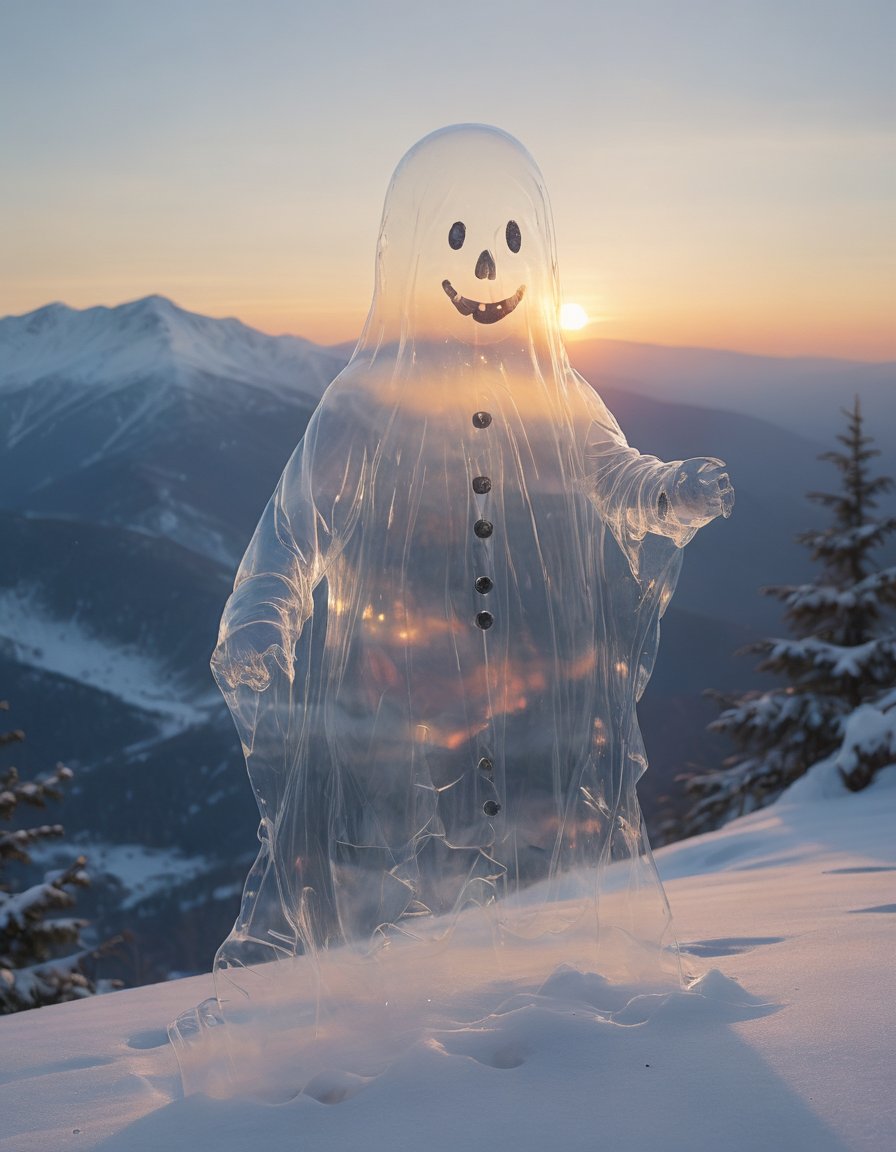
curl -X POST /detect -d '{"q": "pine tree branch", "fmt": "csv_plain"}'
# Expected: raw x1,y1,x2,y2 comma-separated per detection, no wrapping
682,398,896,835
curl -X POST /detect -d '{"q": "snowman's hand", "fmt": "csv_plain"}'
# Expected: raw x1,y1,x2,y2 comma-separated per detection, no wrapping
212,621,294,694
211,622,296,756
661,458,734,529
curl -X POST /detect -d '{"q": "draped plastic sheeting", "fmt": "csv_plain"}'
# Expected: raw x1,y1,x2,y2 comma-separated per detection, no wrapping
170,125,733,1099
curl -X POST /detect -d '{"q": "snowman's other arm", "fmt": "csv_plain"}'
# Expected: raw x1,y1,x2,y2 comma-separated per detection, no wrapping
212,416,365,750
583,419,733,571
211,480,314,696
210,447,318,755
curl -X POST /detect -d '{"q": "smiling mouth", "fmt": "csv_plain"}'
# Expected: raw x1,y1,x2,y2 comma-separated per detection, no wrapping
442,280,526,324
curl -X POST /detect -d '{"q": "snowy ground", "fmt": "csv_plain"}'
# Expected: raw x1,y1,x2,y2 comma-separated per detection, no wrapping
1,767,893,1152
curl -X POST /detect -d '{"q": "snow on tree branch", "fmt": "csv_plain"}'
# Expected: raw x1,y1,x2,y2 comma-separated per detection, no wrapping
1,703,115,1013
680,397,896,835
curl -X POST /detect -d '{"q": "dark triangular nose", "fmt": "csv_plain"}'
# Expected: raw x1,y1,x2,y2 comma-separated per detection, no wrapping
475,249,496,280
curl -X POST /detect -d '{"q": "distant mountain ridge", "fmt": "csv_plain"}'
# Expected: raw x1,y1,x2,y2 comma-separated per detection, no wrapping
0,297,349,566
0,295,341,398
569,337,896,454
2,295,890,983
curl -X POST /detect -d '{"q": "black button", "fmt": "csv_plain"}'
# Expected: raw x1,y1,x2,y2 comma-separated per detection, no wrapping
478,757,494,773
472,476,492,495
475,576,493,595
476,611,494,630
474,519,493,539
483,800,501,816
472,411,492,429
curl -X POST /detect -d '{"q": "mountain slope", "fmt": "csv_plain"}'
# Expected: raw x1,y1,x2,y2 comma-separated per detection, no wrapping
0,297,346,566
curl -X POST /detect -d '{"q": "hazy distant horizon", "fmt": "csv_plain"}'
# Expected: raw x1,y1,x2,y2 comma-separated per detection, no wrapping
4,291,894,367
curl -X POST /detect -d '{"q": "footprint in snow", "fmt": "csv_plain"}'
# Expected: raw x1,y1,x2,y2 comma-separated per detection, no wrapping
432,1032,532,1070
126,1029,170,1050
679,936,785,958
302,1069,374,1104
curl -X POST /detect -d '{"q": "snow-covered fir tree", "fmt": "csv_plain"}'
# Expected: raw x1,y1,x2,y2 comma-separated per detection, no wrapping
0,701,102,1012
682,398,896,834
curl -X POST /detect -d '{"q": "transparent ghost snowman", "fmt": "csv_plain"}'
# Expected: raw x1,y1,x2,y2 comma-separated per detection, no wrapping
170,124,733,1099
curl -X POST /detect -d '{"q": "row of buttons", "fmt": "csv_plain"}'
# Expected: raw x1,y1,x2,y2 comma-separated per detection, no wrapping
472,411,495,634
473,412,501,816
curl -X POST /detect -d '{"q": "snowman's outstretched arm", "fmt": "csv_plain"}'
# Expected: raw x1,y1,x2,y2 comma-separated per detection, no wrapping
584,420,733,571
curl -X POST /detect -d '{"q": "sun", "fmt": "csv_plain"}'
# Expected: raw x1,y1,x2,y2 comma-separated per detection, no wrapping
559,302,589,331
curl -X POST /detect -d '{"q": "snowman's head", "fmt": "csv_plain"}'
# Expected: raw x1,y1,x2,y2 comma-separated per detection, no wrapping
359,125,563,357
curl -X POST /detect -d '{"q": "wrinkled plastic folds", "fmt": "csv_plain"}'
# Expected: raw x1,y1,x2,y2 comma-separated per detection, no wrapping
170,124,733,1099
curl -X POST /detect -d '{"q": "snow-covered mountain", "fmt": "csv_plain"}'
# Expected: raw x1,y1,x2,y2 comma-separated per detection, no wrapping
1,296,889,983
0,297,346,565
0,295,338,398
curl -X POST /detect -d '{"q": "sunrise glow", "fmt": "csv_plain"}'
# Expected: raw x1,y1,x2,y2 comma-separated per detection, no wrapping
560,303,589,331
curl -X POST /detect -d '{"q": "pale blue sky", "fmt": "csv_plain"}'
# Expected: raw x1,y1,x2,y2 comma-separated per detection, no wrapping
1,0,893,356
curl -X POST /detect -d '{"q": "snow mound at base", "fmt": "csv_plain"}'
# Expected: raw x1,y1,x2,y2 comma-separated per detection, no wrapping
2,767,895,1152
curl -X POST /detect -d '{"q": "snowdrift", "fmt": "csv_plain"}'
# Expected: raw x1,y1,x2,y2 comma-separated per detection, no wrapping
1,766,893,1152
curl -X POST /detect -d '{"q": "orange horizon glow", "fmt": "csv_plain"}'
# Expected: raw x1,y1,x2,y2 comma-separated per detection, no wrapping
230,302,896,363
4,285,895,363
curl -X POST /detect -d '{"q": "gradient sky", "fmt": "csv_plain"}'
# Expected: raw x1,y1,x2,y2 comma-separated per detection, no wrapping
1,0,893,359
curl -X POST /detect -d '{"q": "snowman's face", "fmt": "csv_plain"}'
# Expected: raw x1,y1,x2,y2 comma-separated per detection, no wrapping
362,125,561,353
441,218,526,325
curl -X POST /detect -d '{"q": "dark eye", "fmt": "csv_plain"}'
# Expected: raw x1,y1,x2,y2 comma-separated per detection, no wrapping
506,220,521,253
449,221,466,250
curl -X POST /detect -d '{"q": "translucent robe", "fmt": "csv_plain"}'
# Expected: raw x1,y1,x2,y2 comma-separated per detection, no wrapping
170,125,732,1098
